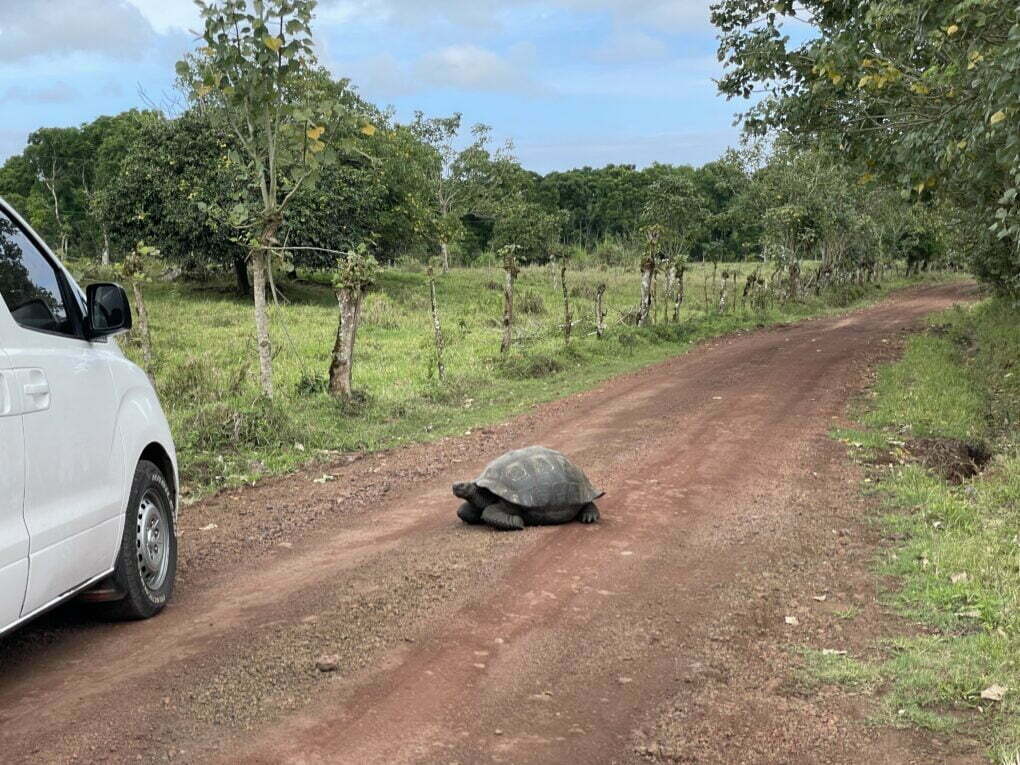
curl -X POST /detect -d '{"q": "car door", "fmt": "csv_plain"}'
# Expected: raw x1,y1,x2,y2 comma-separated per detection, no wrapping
0,340,28,630
0,207,124,617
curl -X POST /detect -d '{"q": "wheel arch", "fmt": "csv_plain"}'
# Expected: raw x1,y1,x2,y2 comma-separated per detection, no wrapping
140,442,175,497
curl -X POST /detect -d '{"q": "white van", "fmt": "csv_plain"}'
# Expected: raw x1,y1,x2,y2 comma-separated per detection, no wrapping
0,197,178,635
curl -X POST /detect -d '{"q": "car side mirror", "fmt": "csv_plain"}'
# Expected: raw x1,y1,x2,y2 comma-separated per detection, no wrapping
86,283,133,339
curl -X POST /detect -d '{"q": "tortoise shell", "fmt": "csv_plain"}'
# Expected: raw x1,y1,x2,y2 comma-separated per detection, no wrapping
474,446,603,508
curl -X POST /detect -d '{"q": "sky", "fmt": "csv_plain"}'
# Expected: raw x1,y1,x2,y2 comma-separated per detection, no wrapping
0,0,747,173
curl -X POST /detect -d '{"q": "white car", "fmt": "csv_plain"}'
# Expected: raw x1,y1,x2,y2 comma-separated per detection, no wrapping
0,197,178,636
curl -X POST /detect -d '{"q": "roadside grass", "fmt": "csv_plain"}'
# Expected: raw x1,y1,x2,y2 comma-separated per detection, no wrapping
818,297,1020,761
71,257,945,498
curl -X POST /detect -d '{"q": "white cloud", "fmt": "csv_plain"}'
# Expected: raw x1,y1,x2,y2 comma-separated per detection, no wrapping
0,0,156,61
417,45,520,91
344,43,544,97
318,0,713,32
0,130,26,162
562,0,713,31
124,0,201,33
592,29,669,63
552,55,720,99
4,82,77,103
320,0,505,29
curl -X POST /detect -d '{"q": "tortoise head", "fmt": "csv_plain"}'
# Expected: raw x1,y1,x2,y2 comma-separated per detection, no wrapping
452,481,474,499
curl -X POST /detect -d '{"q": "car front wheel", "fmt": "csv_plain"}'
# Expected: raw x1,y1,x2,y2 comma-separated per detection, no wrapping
103,460,177,620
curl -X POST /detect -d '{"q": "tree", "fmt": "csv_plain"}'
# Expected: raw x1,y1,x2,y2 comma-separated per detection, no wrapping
22,127,88,257
412,113,526,269
594,282,607,338
499,244,520,355
426,260,446,382
712,0,1020,294
492,202,565,265
180,0,366,397
640,173,709,262
637,226,662,326
96,109,251,291
120,242,160,372
329,246,377,398
82,111,154,265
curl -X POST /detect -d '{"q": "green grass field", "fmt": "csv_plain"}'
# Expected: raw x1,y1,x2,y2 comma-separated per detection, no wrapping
825,298,1020,762
70,258,941,498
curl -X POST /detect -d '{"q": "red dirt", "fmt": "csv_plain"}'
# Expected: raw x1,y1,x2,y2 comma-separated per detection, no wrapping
0,283,983,764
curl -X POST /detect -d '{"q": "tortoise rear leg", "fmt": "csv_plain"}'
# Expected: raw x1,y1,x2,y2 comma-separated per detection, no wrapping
457,501,484,525
577,503,600,524
481,502,525,531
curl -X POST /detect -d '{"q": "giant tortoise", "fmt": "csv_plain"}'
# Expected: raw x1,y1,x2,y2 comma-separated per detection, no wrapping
452,446,603,531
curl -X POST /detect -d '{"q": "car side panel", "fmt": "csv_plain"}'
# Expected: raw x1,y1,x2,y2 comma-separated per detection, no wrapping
0,206,126,616
109,357,179,530
0,334,29,630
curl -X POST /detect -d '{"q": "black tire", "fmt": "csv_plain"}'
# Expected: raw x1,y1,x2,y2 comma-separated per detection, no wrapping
101,460,177,620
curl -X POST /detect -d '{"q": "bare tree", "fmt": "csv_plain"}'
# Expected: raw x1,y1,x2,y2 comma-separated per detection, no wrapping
637,226,661,327
594,282,607,338
559,256,572,344
426,260,446,382
499,244,520,355
329,247,377,398
121,242,160,373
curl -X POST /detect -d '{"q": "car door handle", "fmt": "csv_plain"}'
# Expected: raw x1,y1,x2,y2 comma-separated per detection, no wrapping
16,369,50,413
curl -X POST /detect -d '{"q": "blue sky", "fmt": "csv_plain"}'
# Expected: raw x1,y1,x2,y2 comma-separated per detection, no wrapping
0,0,746,173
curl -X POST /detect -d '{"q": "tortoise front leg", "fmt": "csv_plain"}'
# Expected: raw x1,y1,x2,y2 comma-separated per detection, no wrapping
457,501,484,525
481,502,525,531
577,503,600,524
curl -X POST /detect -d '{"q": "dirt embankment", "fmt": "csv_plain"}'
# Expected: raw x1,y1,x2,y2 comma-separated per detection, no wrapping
0,282,981,764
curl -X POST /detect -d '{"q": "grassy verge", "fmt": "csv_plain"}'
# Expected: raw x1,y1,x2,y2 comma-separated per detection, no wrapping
823,298,1020,762
71,258,948,499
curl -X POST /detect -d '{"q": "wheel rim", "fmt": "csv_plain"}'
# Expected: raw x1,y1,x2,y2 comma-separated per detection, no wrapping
136,491,170,591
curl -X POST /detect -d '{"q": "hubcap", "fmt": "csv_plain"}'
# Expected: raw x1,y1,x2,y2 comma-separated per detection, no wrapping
136,491,170,590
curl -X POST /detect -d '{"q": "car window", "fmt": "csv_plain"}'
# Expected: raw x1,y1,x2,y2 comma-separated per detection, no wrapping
0,210,73,335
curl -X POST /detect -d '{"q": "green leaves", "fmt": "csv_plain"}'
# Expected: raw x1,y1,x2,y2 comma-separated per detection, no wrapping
332,243,378,291
712,0,1020,295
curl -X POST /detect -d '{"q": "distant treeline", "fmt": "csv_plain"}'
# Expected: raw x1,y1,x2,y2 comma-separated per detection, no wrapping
0,97,955,294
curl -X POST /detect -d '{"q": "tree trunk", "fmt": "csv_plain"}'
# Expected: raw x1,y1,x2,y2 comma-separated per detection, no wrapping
500,263,516,355
560,260,571,344
45,164,63,257
672,265,686,322
251,249,274,398
130,280,153,372
718,274,729,313
637,257,655,327
234,254,251,296
440,241,450,274
329,286,364,398
427,265,445,382
101,230,110,267
786,258,801,303
595,283,607,338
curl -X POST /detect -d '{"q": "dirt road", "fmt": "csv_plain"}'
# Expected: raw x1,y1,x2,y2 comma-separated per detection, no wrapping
0,283,981,764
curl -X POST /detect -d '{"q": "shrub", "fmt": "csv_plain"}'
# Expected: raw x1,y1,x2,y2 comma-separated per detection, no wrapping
181,398,298,452
360,293,406,329
501,352,564,379
518,290,547,315
473,252,498,268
